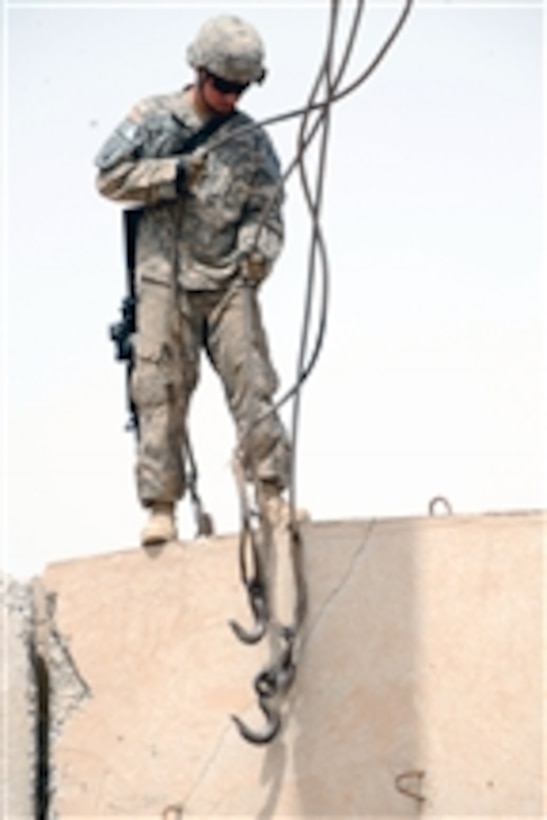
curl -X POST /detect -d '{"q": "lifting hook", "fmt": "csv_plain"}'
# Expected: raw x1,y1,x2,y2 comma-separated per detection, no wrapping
231,635,296,745
229,578,268,644
231,697,282,745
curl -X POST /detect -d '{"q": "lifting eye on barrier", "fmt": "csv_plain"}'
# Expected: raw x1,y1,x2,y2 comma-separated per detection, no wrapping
162,804,184,819
428,496,453,516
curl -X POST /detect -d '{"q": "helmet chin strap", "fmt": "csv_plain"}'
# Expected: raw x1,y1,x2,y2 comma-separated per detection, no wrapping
190,70,215,118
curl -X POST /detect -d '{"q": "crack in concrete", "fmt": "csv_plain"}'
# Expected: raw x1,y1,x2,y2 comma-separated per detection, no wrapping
168,722,232,817
302,519,377,650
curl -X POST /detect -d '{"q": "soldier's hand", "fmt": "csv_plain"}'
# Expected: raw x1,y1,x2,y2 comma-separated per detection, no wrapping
240,252,267,285
175,149,206,194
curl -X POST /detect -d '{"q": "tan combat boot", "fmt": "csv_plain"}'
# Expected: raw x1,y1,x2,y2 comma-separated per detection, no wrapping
141,502,177,547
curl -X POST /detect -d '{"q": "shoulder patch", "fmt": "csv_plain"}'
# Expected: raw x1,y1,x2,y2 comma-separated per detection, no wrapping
94,118,144,171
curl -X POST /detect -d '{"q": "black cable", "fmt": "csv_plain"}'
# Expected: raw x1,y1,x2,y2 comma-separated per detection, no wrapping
230,0,415,744
242,0,415,425
288,0,340,518
231,0,416,477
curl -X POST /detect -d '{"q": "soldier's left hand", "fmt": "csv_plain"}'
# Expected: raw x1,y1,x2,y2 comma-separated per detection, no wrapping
240,252,267,285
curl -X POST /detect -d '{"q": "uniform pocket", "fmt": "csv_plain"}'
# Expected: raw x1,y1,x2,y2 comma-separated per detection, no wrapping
131,339,171,407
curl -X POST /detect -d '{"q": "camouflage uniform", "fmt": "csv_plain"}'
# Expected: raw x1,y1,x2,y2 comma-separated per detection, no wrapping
95,90,291,507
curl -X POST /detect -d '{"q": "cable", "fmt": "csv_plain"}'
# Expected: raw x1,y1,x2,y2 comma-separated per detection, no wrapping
288,0,340,520
280,0,415,400
233,0,415,630
230,0,415,745
226,0,415,431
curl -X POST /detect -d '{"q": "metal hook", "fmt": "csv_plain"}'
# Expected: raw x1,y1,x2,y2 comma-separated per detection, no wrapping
229,617,267,645
229,578,269,645
195,509,215,538
231,697,282,745
232,635,296,745
183,436,215,538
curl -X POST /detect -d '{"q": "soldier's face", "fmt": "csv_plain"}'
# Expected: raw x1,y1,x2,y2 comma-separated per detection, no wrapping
201,71,248,114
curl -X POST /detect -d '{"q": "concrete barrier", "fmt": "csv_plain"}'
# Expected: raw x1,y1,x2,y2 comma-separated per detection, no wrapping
40,512,544,818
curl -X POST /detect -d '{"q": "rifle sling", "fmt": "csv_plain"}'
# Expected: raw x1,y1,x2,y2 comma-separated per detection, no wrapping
123,109,237,264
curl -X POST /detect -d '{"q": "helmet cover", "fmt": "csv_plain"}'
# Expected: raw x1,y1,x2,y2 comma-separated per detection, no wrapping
187,15,266,84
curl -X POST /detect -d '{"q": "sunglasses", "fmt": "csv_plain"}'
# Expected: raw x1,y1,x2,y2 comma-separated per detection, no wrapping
207,72,249,96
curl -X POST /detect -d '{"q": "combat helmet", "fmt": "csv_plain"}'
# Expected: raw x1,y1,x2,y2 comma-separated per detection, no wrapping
187,15,267,85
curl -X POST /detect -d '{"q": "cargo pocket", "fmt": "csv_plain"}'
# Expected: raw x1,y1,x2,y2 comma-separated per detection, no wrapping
131,338,172,408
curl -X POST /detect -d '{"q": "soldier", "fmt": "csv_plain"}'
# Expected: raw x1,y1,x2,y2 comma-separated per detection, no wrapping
95,15,293,546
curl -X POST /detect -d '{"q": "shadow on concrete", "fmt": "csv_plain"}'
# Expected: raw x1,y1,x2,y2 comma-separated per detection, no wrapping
291,518,425,816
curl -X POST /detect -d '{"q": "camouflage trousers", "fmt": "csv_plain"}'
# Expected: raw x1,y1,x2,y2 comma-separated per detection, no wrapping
130,276,291,507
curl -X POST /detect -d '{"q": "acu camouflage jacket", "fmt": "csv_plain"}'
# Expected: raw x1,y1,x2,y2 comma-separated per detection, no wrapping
95,89,285,291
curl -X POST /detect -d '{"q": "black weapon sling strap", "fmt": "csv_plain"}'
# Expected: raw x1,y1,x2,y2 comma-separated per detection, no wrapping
124,108,238,245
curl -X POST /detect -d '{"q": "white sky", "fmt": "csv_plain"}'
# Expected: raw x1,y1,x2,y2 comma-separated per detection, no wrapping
2,1,544,580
